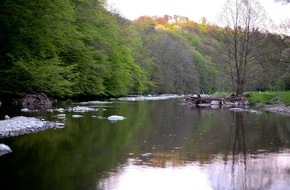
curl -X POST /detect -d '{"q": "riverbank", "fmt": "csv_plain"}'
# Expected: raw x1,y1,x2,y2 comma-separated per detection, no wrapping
187,92,290,116
262,105,290,116
247,91,290,116
247,91,290,105
0,116,60,138
1,93,290,139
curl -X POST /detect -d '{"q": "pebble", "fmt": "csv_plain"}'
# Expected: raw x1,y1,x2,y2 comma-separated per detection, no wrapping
56,114,66,119
72,115,83,118
107,115,126,121
21,108,29,112
67,106,97,113
0,143,12,156
49,106,98,113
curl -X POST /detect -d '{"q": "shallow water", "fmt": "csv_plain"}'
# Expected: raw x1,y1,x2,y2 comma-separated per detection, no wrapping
0,99,290,190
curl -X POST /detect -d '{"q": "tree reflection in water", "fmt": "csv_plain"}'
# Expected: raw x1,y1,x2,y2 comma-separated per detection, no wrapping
98,108,290,190
231,112,247,189
2,100,290,190
209,111,290,190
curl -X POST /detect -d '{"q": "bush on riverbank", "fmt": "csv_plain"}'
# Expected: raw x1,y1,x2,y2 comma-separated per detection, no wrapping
247,91,290,106
212,91,290,106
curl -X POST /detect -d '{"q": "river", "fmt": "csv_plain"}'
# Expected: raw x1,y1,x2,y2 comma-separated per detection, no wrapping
0,97,290,190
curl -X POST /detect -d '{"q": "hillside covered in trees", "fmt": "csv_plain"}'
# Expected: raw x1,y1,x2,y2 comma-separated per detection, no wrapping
0,0,289,102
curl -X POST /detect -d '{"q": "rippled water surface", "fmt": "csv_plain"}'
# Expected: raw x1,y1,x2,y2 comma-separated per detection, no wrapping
1,98,290,190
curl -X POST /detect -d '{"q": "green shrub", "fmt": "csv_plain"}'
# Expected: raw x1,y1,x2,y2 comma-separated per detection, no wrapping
247,91,290,105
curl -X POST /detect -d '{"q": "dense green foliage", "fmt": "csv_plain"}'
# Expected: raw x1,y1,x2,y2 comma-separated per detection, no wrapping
0,0,289,101
0,0,148,100
248,91,290,105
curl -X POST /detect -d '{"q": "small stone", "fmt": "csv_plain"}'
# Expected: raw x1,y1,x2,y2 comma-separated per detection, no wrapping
21,108,29,112
55,108,65,112
0,143,12,156
107,115,126,121
229,108,247,112
56,114,66,119
210,100,220,105
72,115,83,118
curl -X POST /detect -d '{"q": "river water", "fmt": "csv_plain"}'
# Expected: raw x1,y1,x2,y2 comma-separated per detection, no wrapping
0,98,290,190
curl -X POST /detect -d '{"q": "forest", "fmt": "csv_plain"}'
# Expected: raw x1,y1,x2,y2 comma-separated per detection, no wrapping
0,0,289,102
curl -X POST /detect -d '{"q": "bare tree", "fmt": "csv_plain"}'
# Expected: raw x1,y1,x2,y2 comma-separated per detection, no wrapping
215,0,270,95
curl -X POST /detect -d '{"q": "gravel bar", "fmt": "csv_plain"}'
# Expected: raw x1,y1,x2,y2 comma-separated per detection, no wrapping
0,116,59,138
263,105,290,116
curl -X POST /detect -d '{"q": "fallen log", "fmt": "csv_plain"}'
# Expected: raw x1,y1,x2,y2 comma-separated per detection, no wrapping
186,94,249,107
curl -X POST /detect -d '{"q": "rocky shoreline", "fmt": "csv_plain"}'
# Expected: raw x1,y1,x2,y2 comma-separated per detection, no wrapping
186,94,290,117
263,105,290,116
186,94,249,107
0,116,61,138
1,95,290,140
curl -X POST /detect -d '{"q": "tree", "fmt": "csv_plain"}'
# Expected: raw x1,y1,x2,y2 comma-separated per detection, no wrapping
275,0,290,4
277,20,290,89
216,0,269,95
0,0,77,98
128,22,156,92
148,32,201,94
133,15,218,93
71,0,147,97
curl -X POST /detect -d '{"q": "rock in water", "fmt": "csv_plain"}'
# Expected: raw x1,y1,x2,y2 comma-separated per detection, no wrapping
0,143,12,156
72,115,83,118
210,100,221,105
229,108,247,112
0,116,60,138
107,115,126,121
56,114,66,119
22,93,52,110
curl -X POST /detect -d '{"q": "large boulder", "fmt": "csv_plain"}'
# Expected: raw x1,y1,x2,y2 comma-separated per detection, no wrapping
22,93,52,110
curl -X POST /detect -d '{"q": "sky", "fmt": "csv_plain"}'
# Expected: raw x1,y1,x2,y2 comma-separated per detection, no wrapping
106,0,289,25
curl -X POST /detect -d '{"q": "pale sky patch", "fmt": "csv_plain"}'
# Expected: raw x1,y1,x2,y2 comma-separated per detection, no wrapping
107,0,289,25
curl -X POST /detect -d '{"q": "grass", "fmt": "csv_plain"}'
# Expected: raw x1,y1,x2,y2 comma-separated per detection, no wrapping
212,91,290,106
247,91,290,106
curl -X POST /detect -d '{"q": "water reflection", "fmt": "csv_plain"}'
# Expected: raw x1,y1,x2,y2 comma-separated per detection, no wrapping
1,100,290,190
209,150,290,190
98,160,212,190
208,112,290,190
97,105,290,190
98,150,290,190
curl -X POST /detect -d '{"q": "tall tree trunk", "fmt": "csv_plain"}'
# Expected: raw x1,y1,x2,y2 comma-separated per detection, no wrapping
236,79,244,95
215,0,269,95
